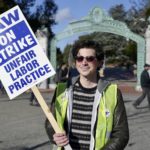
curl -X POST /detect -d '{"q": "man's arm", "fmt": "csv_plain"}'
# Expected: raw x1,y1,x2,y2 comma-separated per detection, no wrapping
102,89,129,150
45,88,69,147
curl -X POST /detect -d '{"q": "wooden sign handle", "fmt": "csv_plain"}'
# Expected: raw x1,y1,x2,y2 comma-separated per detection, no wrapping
31,85,72,150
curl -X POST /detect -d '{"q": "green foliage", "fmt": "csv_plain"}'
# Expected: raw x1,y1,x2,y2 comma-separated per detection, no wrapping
145,7,150,21
15,0,35,15
28,0,58,33
0,0,16,13
1,0,57,35
109,4,127,22
18,0,57,35
63,44,72,65
123,41,137,63
56,47,63,67
126,0,149,36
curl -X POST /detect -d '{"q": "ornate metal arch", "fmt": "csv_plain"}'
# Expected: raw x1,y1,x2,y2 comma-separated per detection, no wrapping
50,7,145,87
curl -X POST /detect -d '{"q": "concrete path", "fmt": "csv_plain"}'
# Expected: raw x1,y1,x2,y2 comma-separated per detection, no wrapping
0,92,53,150
123,92,150,150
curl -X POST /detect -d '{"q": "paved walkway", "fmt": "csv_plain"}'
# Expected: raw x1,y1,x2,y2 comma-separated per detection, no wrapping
117,80,150,150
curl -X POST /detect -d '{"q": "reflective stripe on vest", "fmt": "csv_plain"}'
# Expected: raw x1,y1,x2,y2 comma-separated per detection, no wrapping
55,83,117,150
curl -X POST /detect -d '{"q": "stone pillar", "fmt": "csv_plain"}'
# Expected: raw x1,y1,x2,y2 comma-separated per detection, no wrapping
49,38,57,89
145,25,150,64
36,27,49,89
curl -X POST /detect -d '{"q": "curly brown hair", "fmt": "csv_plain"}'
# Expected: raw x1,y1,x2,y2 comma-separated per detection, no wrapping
72,39,104,61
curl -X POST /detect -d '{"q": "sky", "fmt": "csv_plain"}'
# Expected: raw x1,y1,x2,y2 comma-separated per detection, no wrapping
46,0,139,50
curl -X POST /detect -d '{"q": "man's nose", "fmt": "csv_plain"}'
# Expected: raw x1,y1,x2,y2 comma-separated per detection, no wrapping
82,58,88,64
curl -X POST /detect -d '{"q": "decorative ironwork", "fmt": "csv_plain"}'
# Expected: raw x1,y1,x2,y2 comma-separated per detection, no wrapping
50,7,146,86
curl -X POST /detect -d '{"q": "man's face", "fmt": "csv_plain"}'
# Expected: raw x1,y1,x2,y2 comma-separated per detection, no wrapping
75,48,100,78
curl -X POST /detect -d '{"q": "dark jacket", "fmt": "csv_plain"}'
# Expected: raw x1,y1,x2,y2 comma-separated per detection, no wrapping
45,77,129,150
140,70,150,88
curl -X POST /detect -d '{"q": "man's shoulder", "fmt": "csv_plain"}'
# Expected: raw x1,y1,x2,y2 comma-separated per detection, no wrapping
97,79,111,93
141,70,149,76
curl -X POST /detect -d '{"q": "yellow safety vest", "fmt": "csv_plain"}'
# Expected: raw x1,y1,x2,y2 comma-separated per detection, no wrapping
55,82,117,150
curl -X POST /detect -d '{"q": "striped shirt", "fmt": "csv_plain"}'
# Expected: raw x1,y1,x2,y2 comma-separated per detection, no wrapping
69,80,97,150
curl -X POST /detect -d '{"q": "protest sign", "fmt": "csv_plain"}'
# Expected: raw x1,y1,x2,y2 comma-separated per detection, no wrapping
0,6,55,99
0,6,72,149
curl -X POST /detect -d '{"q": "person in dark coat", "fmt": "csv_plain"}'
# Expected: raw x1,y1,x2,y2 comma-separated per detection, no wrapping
45,40,129,150
29,91,39,106
133,63,150,108
55,63,69,83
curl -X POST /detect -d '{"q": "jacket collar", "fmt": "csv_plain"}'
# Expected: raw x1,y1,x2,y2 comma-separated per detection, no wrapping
68,76,111,93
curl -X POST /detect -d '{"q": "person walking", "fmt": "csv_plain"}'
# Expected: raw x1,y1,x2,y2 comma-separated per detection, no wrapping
133,63,150,108
55,63,69,83
29,91,39,106
45,40,129,150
